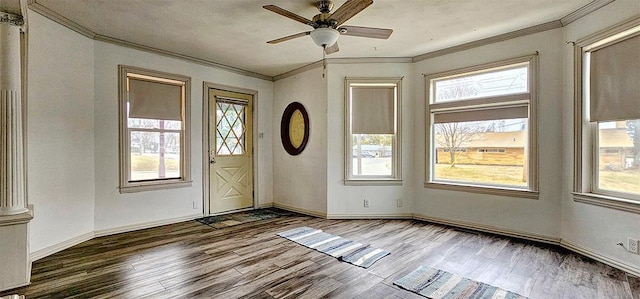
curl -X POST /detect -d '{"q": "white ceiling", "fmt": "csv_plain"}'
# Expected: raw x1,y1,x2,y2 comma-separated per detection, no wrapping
29,0,596,77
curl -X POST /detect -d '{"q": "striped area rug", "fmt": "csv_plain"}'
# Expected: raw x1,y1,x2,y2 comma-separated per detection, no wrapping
394,266,528,299
277,226,390,268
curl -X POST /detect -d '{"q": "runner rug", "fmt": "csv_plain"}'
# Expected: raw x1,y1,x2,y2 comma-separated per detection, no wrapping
277,226,390,268
394,265,528,299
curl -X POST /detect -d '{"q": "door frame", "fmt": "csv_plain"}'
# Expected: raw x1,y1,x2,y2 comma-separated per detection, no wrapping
202,82,259,216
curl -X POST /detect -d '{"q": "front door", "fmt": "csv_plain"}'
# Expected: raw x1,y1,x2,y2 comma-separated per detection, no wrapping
209,89,253,214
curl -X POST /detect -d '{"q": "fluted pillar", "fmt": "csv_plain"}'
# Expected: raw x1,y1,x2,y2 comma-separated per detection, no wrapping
0,12,28,216
0,10,32,293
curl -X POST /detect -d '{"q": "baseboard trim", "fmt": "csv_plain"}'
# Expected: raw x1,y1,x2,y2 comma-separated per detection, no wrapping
412,213,560,245
327,213,413,220
94,214,203,238
1,282,30,294
28,209,639,279
560,240,640,277
257,202,275,209
30,231,95,261
273,203,326,218
30,214,204,262
412,213,638,277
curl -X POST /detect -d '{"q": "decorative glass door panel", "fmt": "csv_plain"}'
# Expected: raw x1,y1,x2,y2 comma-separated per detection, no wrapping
216,101,247,155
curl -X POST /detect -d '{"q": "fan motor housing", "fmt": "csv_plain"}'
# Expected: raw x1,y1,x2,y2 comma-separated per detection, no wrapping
315,0,334,13
312,13,335,27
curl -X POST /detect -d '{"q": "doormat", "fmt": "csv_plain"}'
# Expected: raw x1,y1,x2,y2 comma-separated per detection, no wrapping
196,208,292,229
277,226,390,268
394,265,528,299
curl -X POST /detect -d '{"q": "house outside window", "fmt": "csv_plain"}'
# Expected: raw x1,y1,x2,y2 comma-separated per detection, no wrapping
345,78,402,185
425,55,538,198
573,18,640,211
118,66,192,193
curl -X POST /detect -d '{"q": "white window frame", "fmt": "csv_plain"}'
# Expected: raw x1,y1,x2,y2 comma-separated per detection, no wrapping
572,17,640,214
345,77,402,185
118,65,192,193
424,55,539,199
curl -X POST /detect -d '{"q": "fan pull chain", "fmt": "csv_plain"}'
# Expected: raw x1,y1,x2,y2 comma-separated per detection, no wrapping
322,46,326,78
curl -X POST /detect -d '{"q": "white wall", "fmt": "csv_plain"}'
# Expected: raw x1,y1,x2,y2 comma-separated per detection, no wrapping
561,1,640,273
326,62,415,217
27,12,96,252
26,10,274,252
273,67,328,215
411,29,565,239
93,41,274,232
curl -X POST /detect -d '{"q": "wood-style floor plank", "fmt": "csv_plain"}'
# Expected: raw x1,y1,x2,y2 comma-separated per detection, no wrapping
630,275,640,299
1,211,636,299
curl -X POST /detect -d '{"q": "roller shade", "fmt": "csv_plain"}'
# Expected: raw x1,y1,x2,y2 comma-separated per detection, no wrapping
433,106,528,124
128,78,183,121
351,86,395,134
590,34,640,122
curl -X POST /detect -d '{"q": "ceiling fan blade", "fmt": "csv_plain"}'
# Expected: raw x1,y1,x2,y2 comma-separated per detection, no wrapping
338,25,392,39
267,31,311,44
324,42,340,54
263,5,313,26
329,0,373,27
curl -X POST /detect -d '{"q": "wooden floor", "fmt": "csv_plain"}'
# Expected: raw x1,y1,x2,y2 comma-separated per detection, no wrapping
2,211,639,299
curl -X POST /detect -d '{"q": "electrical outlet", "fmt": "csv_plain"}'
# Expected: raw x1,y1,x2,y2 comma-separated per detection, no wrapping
396,198,403,207
363,199,370,208
629,238,639,254
192,201,198,209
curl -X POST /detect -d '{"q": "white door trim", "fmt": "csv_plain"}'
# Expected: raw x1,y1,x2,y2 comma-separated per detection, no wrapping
202,82,259,216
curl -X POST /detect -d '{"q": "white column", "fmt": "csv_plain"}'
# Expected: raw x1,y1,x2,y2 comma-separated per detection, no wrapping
0,12,28,216
0,11,33,292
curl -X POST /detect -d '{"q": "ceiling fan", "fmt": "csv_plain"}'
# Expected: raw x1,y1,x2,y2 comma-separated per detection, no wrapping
263,0,393,54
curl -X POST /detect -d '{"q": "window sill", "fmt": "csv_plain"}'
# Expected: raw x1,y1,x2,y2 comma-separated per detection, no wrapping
572,192,640,214
345,179,403,186
120,180,193,193
424,181,539,199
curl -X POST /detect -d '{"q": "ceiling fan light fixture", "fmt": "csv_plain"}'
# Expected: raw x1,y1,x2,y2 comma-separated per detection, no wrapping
310,28,339,47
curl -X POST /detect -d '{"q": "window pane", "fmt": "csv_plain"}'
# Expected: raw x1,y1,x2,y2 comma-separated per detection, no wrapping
434,65,528,102
128,118,181,130
597,120,640,195
433,118,527,187
130,131,181,181
216,102,246,155
352,134,393,176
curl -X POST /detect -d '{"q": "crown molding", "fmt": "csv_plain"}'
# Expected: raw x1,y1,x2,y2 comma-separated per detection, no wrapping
326,57,412,64
27,1,273,82
28,0,615,82
273,60,324,81
412,20,562,63
95,35,272,81
412,0,616,62
272,57,413,81
560,0,616,26
28,1,95,38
